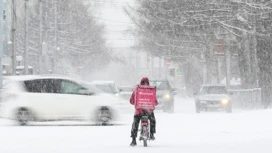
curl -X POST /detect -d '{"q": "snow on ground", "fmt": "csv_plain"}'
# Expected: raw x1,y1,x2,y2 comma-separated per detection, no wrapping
0,96,271,153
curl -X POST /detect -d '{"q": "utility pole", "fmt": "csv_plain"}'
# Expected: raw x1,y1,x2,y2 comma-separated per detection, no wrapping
44,1,48,73
225,35,231,89
54,0,58,74
136,49,139,79
24,0,28,75
201,51,207,84
252,7,259,87
3,0,8,59
167,50,171,79
39,0,43,74
151,54,154,78
159,57,161,78
216,57,221,84
11,0,16,75
0,0,4,88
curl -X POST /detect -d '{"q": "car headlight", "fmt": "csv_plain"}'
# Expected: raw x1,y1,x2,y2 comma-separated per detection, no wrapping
221,99,229,104
200,101,206,104
163,94,171,99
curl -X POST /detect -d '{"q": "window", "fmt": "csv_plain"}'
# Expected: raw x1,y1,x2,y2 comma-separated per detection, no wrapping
93,84,119,94
199,86,228,95
95,85,113,93
23,79,60,93
24,80,43,93
149,81,170,90
120,86,133,92
60,80,85,95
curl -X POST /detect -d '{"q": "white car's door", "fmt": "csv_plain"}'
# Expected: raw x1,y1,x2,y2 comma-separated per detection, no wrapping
58,79,101,120
60,79,126,121
23,79,67,120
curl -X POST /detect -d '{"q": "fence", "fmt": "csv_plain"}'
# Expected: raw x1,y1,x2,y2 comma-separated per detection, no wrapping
230,88,262,109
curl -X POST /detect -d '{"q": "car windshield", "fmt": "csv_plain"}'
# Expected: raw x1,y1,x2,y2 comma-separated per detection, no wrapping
149,81,170,90
199,86,228,95
119,86,133,92
95,84,119,94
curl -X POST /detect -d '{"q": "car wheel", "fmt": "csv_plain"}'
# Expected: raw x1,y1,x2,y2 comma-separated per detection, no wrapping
162,105,167,112
96,106,112,125
167,103,174,113
195,103,200,113
226,105,232,113
16,108,34,126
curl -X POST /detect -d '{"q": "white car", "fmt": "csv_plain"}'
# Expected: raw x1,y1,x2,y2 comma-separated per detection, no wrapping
0,75,126,125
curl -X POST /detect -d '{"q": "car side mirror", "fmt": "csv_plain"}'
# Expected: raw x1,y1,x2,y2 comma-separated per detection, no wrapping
193,92,198,96
229,91,234,95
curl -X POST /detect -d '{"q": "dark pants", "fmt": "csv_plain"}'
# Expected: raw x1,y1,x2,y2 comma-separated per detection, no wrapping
130,112,156,138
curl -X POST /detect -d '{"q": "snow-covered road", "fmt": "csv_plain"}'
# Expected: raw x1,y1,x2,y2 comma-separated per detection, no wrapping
0,97,271,153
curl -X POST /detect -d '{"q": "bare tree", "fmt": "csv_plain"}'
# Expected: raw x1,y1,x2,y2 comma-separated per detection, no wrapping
126,0,272,104
11,0,111,75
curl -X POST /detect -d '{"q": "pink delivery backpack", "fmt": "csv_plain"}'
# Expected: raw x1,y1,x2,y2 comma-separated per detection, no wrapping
134,85,156,110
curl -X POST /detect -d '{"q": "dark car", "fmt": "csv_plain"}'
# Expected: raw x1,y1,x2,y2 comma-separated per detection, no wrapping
149,80,177,113
194,85,232,113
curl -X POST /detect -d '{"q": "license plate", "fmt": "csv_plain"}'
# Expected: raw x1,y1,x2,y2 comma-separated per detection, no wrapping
207,104,220,107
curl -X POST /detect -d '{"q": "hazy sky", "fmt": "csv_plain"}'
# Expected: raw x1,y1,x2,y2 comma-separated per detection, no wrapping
94,0,136,48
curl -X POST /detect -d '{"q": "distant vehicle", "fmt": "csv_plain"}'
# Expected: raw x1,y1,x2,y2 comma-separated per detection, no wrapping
0,76,126,125
149,80,177,113
194,85,232,113
16,66,34,75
